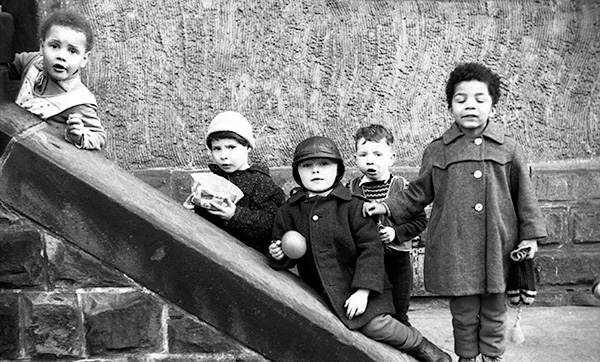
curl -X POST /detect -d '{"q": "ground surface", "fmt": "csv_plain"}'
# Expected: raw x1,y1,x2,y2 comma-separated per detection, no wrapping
410,303,600,362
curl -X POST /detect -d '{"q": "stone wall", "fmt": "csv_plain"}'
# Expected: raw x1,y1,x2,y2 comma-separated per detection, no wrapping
2,160,598,360
0,224,266,361
531,160,600,305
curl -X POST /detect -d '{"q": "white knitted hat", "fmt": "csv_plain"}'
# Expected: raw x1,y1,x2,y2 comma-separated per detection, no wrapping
205,111,256,149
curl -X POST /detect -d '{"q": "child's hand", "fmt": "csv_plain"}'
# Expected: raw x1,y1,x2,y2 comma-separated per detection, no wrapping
379,226,396,244
206,197,236,220
344,289,370,319
66,114,85,146
362,202,386,217
517,239,538,259
269,240,285,260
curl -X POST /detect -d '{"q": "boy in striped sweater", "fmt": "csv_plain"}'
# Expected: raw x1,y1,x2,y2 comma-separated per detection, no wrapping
348,124,428,326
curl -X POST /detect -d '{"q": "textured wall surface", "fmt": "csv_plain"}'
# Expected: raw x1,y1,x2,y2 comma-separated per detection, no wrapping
0,226,267,361
31,0,599,169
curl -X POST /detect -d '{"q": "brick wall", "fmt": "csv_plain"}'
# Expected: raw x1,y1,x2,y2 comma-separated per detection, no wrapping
0,223,267,361
2,159,597,359
531,160,600,305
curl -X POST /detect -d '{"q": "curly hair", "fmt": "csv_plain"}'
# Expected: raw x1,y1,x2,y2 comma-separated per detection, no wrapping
445,63,501,109
39,10,94,51
353,124,394,148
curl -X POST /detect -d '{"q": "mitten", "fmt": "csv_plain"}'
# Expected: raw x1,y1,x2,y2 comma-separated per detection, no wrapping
507,246,536,306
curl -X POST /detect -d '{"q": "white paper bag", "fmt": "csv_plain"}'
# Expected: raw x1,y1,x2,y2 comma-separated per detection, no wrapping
183,173,244,210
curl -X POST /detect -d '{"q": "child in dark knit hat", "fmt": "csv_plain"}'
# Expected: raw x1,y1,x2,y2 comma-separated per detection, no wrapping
363,63,547,362
190,111,286,253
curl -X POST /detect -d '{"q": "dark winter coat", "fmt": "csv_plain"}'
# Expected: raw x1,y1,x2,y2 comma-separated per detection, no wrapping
194,164,286,253
384,122,547,295
269,183,395,330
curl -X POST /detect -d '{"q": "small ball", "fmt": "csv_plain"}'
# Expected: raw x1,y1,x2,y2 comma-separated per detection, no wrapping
281,230,307,259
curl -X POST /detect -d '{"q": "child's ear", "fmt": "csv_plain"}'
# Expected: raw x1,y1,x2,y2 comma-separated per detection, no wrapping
490,106,497,118
80,51,90,69
389,151,396,166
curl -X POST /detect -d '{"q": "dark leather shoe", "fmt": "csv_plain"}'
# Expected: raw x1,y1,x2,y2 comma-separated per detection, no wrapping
406,337,452,362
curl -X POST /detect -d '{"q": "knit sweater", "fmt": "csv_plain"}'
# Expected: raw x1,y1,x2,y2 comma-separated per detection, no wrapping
348,175,427,253
194,164,286,253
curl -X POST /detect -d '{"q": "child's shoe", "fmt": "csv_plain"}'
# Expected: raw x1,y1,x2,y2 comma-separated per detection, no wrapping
481,356,502,362
405,337,451,362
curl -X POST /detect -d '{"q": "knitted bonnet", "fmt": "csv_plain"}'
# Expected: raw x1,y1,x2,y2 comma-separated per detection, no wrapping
205,111,256,149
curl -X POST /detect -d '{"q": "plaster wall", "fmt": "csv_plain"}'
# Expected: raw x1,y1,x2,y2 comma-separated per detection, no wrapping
19,0,600,169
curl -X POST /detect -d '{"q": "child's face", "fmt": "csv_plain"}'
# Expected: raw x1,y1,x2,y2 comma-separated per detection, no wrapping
40,25,89,82
354,138,395,182
450,80,496,137
297,158,338,194
209,138,250,173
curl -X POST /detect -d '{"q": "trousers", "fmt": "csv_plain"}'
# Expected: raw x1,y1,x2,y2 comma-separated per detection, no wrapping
361,313,423,351
449,293,507,358
385,251,413,325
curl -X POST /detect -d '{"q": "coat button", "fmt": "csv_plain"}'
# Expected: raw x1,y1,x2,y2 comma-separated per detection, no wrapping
474,170,482,178
474,138,483,145
312,215,319,221
474,203,483,211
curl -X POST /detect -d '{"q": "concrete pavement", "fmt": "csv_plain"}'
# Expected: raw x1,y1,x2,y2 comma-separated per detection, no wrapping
409,300,600,362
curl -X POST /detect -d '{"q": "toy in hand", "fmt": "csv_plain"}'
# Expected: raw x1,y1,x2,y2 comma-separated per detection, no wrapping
183,173,243,210
281,230,307,259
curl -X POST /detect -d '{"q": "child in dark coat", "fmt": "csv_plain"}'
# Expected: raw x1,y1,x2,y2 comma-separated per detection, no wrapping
191,111,286,253
364,63,547,362
268,136,450,362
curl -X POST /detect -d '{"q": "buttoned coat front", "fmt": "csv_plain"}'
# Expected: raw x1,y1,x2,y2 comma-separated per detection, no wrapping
269,184,394,330
385,122,547,296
